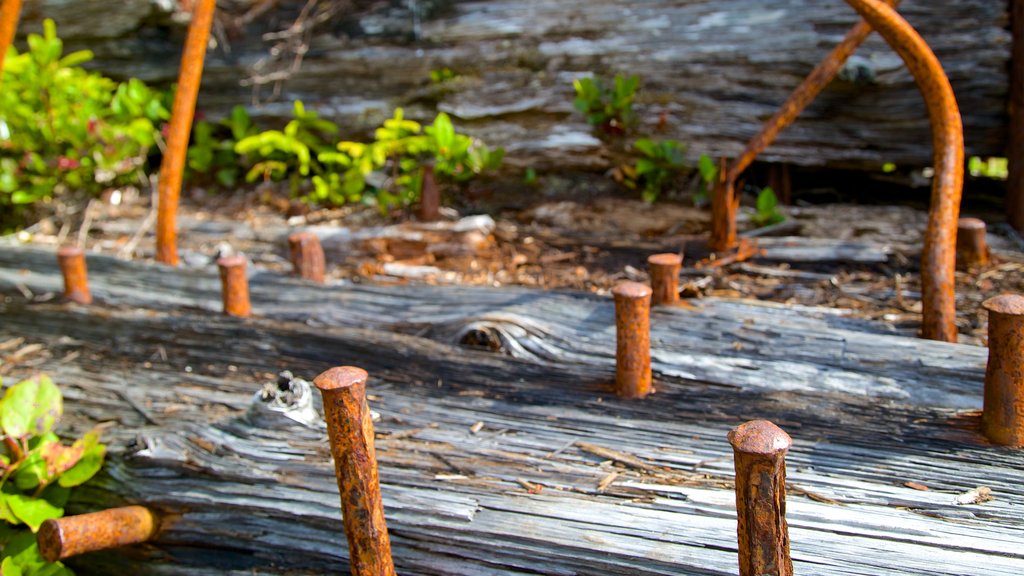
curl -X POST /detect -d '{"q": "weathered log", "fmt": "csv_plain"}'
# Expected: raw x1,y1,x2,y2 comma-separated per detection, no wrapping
14,0,1010,170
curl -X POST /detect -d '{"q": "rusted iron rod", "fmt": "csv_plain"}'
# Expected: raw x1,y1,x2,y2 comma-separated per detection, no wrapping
288,231,326,283
647,253,682,306
313,367,396,576
981,294,1024,447
155,0,217,266
728,419,794,576
956,217,990,269
217,255,251,317
419,166,440,223
612,281,652,399
37,506,158,562
843,0,964,343
57,246,92,305
0,0,22,84
1009,0,1024,235
709,0,900,252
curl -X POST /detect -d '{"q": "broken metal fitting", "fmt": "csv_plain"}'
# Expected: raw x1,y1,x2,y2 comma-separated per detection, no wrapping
956,217,990,268
287,231,326,283
37,506,157,563
313,366,396,576
0,0,22,84
981,294,1024,447
709,156,738,252
419,167,440,223
728,419,794,576
647,253,682,306
217,255,251,318
612,281,652,399
57,246,92,305
155,0,217,266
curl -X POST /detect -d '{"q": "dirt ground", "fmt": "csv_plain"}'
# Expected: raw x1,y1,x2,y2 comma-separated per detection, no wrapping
12,179,1024,346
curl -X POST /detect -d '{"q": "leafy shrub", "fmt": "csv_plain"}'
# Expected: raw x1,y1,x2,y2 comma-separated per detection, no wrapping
623,138,687,203
0,375,106,576
186,105,257,189
750,186,785,227
694,153,719,206
572,74,639,136
0,20,169,228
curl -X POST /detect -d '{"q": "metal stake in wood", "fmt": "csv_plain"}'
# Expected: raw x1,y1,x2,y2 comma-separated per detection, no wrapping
155,0,217,266
57,246,92,305
612,281,652,399
217,255,251,318
728,419,794,576
419,166,440,223
37,506,157,562
647,253,682,306
843,0,964,343
288,231,326,283
981,294,1024,447
313,366,396,576
956,217,990,269
0,0,22,84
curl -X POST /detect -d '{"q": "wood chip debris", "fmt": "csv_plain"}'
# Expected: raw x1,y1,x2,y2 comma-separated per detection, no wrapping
469,421,485,434
903,481,929,491
576,442,658,472
516,478,544,494
955,486,993,505
597,471,620,492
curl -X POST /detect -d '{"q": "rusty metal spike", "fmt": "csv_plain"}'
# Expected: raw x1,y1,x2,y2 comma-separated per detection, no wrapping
57,246,92,305
288,231,327,283
37,506,158,563
648,253,682,306
612,281,653,399
217,255,251,317
981,294,1024,447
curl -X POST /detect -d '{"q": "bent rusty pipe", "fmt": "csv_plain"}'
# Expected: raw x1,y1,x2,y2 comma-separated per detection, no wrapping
0,0,23,84
843,0,963,342
709,0,900,252
155,0,217,266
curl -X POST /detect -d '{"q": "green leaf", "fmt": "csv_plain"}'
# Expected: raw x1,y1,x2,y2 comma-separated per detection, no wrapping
1,557,23,576
757,186,778,214
0,490,21,525
697,154,718,184
59,432,105,488
57,50,92,68
5,492,62,532
633,139,657,158
1,376,62,439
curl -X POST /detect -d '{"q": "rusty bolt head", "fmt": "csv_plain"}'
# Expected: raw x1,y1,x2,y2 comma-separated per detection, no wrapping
728,419,793,456
983,294,1024,317
612,281,653,301
314,366,369,393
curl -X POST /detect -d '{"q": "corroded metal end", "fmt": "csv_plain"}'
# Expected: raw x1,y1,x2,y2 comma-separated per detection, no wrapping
217,255,251,318
37,506,157,563
419,167,440,222
612,281,652,399
982,293,1024,447
728,420,793,456
313,366,396,575
57,246,92,305
729,419,793,576
313,366,369,392
957,217,990,268
287,231,326,284
648,253,683,306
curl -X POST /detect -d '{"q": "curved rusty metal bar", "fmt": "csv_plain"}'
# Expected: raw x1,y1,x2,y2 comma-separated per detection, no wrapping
0,0,23,84
156,0,217,266
844,0,963,342
709,0,900,252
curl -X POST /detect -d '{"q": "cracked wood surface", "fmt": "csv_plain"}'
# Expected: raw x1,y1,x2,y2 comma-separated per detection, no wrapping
0,245,1021,575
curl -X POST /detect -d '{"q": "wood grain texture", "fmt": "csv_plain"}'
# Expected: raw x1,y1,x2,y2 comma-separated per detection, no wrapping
15,0,1010,169
0,245,1021,574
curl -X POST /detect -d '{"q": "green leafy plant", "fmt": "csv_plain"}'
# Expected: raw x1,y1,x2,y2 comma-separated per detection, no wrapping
694,153,719,206
750,186,785,228
429,67,458,84
0,375,106,576
572,74,639,136
623,138,687,203
967,156,1008,180
186,105,257,189
0,20,169,229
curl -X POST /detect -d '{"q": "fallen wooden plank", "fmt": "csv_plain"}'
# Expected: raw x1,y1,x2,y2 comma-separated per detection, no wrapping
0,301,1020,575
754,237,892,263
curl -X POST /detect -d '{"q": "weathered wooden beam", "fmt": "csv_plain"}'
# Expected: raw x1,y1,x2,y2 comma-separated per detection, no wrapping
1009,0,1024,234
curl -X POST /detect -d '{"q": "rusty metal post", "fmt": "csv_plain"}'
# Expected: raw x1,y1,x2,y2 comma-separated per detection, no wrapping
313,367,396,576
728,420,794,576
1009,0,1024,234
419,166,440,222
843,0,964,343
37,506,157,562
288,231,326,283
648,253,682,306
217,255,251,317
612,282,652,399
57,246,92,305
709,0,900,252
981,294,1024,447
155,0,217,266
0,0,22,84
956,217,990,268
